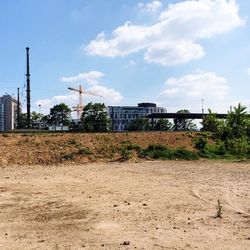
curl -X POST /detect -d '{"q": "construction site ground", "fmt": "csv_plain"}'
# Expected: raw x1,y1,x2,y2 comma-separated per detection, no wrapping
0,161,249,249
0,132,249,249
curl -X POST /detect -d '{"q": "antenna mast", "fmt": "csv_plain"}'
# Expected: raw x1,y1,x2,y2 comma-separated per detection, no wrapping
26,47,31,128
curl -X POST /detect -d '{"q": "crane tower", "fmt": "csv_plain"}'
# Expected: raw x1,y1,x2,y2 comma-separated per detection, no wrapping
68,84,102,119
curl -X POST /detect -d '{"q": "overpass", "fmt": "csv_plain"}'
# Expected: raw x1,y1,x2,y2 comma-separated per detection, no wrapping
147,113,228,120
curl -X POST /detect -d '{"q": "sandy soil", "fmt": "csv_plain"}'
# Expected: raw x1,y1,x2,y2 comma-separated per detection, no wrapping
0,161,249,250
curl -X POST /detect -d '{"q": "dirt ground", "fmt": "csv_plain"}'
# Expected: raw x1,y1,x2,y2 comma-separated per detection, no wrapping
0,161,249,250
0,132,195,165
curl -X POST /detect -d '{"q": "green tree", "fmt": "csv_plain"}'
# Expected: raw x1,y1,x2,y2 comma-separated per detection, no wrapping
173,110,197,131
81,102,110,132
18,113,28,129
154,118,173,131
30,111,44,129
48,103,71,126
225,103,248,139
128,118,151,131
40,115,50,129
201,109,221,133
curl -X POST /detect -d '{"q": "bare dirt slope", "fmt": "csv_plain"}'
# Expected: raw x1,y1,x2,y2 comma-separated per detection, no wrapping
0,161,249,250
0,132,195,165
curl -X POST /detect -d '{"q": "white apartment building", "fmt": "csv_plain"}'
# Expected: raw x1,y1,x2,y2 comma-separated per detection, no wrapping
0,95,19,132
108,103,167,131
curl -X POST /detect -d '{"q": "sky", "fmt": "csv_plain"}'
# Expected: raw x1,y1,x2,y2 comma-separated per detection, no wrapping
0,0,250,116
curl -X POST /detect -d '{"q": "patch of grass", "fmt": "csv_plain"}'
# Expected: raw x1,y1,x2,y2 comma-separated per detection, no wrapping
173,147,199,160
140,144,199,160
120,147,132,161
62,153,74,160
2,133,9,137
77,147,92,155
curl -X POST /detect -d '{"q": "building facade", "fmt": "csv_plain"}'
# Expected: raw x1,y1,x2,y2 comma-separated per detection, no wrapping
0,95,19,132
108,103,167,131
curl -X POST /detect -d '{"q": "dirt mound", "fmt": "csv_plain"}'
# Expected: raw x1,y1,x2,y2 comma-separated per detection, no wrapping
0,132,195,165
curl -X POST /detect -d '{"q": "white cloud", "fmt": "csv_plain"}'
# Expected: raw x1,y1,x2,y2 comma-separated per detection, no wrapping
87,85,123,103
85,0,244,65
247,68,250,76
138,1,163,13
61,71,105,85
35,85,123,115
36,70,123,115
158,71,229,112
35,93,79,112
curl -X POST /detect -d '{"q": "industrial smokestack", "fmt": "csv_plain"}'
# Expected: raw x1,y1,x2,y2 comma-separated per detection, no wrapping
17,87,20,129
26,47,31,128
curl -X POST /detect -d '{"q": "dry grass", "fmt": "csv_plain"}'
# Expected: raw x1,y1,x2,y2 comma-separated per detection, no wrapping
0,132,195,165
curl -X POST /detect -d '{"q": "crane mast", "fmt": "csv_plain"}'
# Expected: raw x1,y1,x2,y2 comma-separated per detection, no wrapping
68,84,102,119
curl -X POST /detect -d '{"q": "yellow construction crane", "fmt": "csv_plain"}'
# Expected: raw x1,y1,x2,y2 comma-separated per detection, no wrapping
68,84,102,119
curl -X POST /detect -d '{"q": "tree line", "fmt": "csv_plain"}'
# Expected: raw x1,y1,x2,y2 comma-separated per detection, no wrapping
17,102,249,135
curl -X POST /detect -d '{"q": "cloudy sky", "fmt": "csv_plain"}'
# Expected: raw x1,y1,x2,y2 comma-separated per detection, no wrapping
0,0,250,115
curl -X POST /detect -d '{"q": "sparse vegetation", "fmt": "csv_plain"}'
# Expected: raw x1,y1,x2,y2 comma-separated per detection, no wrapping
77,147,92,155
140,144,199,160
215,199,223,218
120,147,132,161
1,133,9,137
199,104,250,159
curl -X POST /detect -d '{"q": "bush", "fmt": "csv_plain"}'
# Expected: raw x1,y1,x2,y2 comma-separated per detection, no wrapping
199,141,227,159
226,138,250,157
120,147,132,161
62,153,74,160
77,147,92,155
173,148,199,160
193,136,208,150
140,144,199,160
126,143,141,151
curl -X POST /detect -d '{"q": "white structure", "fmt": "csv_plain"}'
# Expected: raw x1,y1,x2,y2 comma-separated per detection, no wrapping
48,125,69,131
0,95,19,132
108,103,167,131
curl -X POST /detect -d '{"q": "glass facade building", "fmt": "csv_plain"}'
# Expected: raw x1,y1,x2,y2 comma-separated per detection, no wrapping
108,103,167,131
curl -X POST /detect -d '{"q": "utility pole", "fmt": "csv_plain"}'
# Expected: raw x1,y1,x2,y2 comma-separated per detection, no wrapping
202,98,204,114
26,47,31,128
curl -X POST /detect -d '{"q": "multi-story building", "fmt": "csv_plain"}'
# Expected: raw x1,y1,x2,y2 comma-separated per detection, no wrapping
108,103,167,131
0,95,19,132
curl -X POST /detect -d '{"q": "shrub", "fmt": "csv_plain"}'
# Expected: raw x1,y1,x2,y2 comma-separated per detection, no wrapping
147,144,168,151
173,148,199,160
214,200,223,218
140,144,199,160
199,141,227,159
77,147,92,155
126,143,141,151
120,147,132,161
226,138,250,157
193,136,208,150
62,153,74,160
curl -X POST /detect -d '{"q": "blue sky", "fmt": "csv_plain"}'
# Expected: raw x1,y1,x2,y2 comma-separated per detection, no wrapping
0,0,250,116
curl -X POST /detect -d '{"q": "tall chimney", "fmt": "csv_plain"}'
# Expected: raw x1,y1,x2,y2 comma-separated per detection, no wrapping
17,87,20,129
26,47,31,128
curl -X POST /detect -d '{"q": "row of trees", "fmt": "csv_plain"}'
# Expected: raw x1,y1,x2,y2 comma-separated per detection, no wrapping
17,103,197,132
18,103,72,129
17,102,249,136
128,109,197,131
